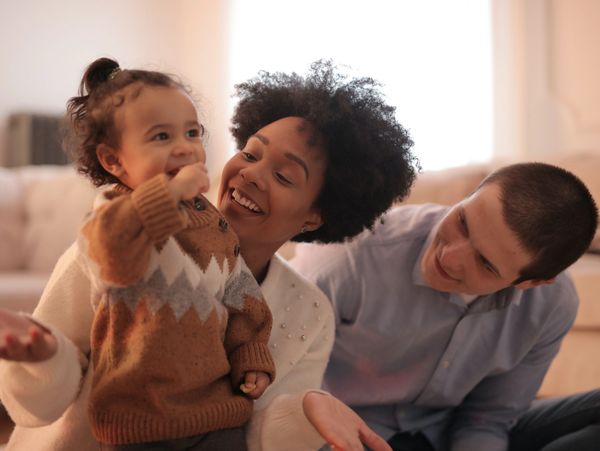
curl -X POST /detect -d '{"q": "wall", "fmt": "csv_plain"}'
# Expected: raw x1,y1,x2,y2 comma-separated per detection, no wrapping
4,1,600,173
492,0,600,160
0,0,231,177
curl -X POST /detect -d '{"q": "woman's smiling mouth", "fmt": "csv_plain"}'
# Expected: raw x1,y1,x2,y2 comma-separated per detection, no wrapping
231,188,263,213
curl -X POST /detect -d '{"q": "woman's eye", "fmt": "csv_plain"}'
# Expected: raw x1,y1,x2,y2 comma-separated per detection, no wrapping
152,132,169,141
242,151,257,162
275,172,292,185
458,212,468,235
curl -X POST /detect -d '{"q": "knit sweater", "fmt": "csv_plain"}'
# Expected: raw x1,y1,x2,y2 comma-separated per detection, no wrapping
78,174,275,444
0,254,333,451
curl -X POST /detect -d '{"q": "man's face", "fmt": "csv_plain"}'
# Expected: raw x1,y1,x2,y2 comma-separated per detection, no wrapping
420,183,536,296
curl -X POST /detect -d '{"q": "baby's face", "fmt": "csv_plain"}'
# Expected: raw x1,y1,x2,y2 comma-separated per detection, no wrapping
109,84,206,190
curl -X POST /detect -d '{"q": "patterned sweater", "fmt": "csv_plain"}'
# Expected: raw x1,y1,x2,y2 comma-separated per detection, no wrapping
78,174,275,445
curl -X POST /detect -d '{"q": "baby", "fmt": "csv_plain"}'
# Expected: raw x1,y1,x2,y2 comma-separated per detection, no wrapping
64,57,275,450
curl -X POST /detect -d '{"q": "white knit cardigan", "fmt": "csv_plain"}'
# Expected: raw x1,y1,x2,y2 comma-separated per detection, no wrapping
0,249,334,451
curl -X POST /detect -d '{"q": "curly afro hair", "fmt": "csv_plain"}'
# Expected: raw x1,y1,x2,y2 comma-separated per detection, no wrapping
231,60,419,243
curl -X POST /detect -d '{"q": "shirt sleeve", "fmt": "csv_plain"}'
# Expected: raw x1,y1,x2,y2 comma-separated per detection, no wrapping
448,280,579,451
290,243,359,327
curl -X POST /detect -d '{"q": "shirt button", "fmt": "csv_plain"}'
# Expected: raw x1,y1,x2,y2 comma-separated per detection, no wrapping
218,217,229,232
193,198,205,211
442,360,450,369
234,244,240,256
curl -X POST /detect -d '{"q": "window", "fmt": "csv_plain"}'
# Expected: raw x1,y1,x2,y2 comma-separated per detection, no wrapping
229,0,493,170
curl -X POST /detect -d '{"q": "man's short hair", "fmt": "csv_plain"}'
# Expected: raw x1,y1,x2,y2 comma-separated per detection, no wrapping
478,162,598,283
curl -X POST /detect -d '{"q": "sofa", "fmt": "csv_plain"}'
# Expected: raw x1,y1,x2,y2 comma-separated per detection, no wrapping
0,155,599,398
0,165,98,313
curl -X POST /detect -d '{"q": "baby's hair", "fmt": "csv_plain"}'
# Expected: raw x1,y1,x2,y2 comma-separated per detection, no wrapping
64,57,195,186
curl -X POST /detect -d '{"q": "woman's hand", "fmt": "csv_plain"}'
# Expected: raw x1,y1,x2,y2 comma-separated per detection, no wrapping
303,391,392,451
0,308,57,362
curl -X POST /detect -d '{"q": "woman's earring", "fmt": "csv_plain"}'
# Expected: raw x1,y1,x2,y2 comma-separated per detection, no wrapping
300,225,308,233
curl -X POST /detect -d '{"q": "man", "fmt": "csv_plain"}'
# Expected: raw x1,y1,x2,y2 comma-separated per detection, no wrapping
291,162,600,451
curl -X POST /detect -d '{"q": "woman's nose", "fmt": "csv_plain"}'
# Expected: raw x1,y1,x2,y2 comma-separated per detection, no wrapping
240,165,267,191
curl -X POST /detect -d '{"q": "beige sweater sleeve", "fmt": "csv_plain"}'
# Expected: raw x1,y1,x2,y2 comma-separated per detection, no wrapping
0,243,92,426
247,257,336,450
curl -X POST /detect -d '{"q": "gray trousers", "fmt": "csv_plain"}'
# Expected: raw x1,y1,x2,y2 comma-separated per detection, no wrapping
509,389,600,451
384,389,600,451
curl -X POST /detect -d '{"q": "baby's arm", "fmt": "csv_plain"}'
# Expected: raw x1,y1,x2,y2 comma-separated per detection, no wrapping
240,371,270,399
81,165,208,287
223,261,275,389
80,175,186,286
167,162,209,201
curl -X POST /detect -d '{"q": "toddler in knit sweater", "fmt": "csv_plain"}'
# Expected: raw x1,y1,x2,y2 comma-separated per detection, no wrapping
62,57,275,450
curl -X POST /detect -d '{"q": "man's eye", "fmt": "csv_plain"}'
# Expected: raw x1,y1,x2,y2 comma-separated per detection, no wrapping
153,132,169,141
480,257,495,274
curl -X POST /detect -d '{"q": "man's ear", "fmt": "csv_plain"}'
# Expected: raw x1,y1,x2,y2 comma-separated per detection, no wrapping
302,209,323,232
96,144,124,178
515,278,556,290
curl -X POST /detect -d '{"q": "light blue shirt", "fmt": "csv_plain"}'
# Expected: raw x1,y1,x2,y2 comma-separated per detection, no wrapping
291,204,578,451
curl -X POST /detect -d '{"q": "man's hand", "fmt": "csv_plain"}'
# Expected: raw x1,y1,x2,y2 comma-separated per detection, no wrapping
0,308,57,362
240,371,270,399
303,391,392,451
168,162,210,202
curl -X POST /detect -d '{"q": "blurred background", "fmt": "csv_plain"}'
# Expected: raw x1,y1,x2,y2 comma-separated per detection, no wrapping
0,2,600,428
3,0,599,175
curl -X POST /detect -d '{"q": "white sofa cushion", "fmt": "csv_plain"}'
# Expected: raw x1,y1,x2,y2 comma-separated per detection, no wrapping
0,167,26,270
20,165,97,272
0,271,50,314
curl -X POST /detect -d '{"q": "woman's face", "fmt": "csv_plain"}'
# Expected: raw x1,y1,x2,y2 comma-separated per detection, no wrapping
218,116,326,253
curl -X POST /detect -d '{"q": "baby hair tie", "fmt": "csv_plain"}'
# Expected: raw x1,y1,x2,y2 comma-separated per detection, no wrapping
108,67,121,80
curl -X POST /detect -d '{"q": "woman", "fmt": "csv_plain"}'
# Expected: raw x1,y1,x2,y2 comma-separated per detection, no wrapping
0,60,418,450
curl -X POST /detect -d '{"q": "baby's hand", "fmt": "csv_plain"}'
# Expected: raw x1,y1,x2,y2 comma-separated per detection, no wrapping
0,308,57,362
239,371,270,399
168,162,210,202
